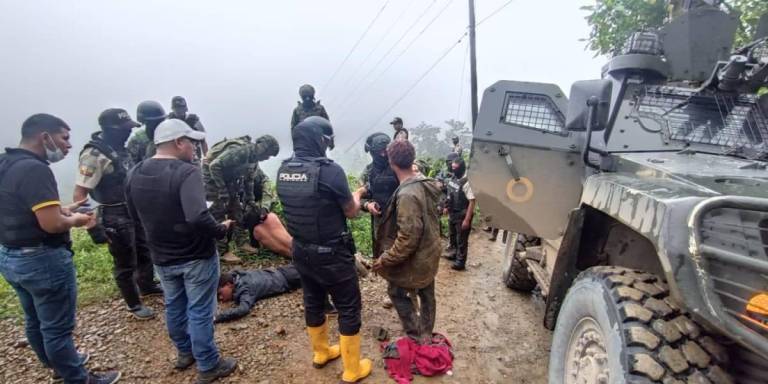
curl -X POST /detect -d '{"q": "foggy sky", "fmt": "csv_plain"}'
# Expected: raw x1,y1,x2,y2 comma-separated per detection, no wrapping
0,0,603,196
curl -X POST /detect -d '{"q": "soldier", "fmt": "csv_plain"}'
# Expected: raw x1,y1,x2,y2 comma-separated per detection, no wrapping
290,84,329,129
451,136,464,156
276,116,371,383
203,135,279,264
73,109,161,320
390,117,409,141
126,100,166,164
444,157,476,271
168,96,208,161
437,152,459,254
359,132,399,255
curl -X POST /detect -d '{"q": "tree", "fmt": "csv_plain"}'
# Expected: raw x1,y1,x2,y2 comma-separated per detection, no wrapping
582,0,768,56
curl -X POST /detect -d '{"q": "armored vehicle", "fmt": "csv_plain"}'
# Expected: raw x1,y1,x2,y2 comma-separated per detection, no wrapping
468,3,768,383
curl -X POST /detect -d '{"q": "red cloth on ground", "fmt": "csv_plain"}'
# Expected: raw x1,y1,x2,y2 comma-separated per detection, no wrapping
381,333,453,384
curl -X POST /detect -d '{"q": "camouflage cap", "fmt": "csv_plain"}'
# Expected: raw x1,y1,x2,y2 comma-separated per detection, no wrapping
414,159,431,175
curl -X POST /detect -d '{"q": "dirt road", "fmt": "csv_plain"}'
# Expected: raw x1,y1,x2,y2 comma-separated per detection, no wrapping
0,233,551,383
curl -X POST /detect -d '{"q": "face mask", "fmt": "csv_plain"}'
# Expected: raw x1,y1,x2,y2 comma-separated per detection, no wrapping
323,135,335,151
103,128,132,147
372,153,388,168
302,97,315,108
43,134,65,163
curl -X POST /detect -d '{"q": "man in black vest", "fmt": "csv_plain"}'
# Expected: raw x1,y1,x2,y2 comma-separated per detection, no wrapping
360,132,399,255
444,157,476,271
73,108,161,320
0,114,121,384
125,119,238,383
276,116,371,383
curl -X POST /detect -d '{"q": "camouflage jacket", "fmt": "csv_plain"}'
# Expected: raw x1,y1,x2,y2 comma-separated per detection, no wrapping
376,175,442,289
125,129,155,165
203,143,272,204
290,101,329,129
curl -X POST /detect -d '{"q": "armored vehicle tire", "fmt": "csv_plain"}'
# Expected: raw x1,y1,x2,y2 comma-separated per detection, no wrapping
501,233,536,292
548,266,732,384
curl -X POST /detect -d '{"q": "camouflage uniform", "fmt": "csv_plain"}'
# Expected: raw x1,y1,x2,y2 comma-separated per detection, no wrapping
290,101,329,129
125,129,155,165
203,135,279,258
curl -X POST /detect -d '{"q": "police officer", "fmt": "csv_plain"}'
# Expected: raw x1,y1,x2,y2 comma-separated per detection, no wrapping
203,135,279,263
73,109,161,320
126,100,166,164
389,117,409,141
290,84,330,129
276,116,371,383
168,96,208,161
360,132,399,255
444,157,476,271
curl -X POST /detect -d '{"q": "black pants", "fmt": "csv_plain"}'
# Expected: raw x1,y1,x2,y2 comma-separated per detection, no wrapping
449,214,470,263
447,218,457,250
101,207,155,309
292,241,362,335
387,281,436,340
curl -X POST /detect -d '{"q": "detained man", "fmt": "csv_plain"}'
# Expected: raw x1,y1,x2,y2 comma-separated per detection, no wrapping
372,140,442,342
125,119,238,383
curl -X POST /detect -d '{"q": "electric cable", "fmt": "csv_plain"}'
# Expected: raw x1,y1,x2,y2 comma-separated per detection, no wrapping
456,39,470,120
321,0,391,93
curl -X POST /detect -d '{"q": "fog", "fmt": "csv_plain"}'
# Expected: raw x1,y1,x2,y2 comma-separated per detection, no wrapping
0,0,603,200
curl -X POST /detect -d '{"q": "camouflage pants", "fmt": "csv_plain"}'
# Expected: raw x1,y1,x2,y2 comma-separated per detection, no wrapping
209,198,248,254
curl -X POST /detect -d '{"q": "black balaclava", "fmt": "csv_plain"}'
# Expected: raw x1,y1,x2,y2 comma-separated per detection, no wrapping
145,119,164,142
102,127,132,148
365,132,391,170
293,116,332,158
299,85,316,109
452,158,467,178
446,152,459,172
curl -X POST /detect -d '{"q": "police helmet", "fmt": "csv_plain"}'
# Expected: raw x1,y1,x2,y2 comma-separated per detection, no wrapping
136,101,166,124
299,84,316,99
296,116,334,150
364,132,390,153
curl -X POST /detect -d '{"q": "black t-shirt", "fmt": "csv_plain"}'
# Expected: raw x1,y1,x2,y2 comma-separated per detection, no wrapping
317,161,353,209
0,148,69,247
126,158,227,266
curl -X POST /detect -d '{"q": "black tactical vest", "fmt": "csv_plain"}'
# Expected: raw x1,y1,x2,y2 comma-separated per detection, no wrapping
447,176,470,214
82,133,132,205
276,158,346,245
369,165,398,210
127,161,192,238
0,151,68,247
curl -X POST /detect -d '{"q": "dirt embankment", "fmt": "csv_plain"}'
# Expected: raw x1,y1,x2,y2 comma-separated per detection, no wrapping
0,233,551,383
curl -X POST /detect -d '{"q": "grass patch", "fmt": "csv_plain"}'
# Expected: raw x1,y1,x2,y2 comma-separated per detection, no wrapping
0,229,117,320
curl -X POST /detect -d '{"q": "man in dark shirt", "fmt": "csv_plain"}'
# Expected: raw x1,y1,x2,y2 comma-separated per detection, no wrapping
276,116,371,383
214,265,301,323
0,114,121,384
126,119,238,383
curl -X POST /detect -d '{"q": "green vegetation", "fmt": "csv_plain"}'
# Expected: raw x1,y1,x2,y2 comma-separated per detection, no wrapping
582,0,768,56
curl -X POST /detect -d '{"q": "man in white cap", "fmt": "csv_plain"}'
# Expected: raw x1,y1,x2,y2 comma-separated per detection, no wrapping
125,119,238,383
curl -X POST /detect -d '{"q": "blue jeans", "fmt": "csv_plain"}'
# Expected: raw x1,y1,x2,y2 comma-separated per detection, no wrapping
155,254,220,372
0,245,88,384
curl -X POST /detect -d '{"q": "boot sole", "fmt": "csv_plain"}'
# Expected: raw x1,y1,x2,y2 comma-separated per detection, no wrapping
312,355,340,369
129,312,156,321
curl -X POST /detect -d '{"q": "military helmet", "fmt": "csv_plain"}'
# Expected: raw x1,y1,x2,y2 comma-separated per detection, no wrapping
297,116,334,150
299,84,316,99
364,132,391,153
254,134,280,157
136,101,166,124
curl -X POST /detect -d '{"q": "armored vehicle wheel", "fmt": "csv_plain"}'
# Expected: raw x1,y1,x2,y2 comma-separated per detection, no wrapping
501,233,537,292
549,266,732,384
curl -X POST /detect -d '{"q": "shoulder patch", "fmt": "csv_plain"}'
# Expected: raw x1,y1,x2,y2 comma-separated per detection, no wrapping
79,165,95,177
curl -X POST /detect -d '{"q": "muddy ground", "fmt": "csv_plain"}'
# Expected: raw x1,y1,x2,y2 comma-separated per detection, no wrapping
0,233,551,383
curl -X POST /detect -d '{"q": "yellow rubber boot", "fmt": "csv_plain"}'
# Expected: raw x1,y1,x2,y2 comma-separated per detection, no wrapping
340,333,372,383
307,323,340,368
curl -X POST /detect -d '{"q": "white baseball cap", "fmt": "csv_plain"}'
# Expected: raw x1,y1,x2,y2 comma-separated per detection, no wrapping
153,119,206,145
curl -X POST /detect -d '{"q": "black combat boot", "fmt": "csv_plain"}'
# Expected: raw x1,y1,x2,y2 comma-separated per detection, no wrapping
196,357,237,384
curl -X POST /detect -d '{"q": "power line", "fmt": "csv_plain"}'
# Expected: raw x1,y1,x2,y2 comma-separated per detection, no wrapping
344,31,469,152
336,0,456,119
477,0,516,26
332,1,418,99
321,0,391,93
331,0,440,114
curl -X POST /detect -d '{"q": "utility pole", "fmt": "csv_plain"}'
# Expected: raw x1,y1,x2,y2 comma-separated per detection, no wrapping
468,0,479,130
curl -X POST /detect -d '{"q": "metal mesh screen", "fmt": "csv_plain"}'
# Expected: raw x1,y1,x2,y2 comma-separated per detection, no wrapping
635,86,768,151
751,42,768,63
502,92,566,134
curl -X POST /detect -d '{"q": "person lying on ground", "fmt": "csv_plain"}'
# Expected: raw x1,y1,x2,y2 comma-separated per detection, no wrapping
215,265,302,323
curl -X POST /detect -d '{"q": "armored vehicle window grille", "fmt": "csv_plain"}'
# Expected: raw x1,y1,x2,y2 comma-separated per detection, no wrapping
501,92,566,135
699,207,768,333
635,86,768,151
750,40,768,63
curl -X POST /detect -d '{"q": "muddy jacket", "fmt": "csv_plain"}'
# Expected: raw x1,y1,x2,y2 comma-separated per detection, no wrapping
376,175,442,289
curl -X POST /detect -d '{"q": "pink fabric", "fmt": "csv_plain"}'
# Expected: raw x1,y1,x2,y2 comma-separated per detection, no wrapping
382,334,453,384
